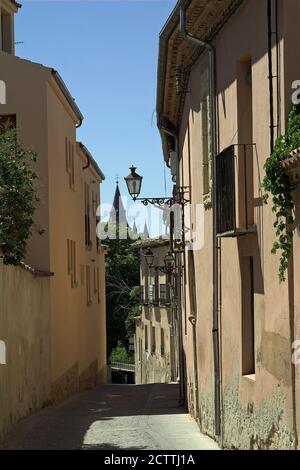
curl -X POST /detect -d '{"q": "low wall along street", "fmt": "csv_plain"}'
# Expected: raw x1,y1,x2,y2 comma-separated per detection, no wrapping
0,260,51,442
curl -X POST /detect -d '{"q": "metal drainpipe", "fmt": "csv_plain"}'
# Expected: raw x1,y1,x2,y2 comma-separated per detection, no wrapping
179,2,221,437
267,0,275,154
189,314,200,421
160,125,186,406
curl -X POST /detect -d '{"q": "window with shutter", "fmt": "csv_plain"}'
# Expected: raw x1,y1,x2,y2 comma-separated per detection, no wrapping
151,326,156,354
67,239,77,288
161,328,165,356
148,285,155,304
86,265,92,305
160,284,167,303
65,138,75,190
0,114,16,133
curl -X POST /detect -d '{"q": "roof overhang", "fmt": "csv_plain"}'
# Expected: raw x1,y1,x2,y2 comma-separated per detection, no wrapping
12,0,21,8
77,142,105,181
51,70,84,127
131,237,170,251
156,0,244,159
1,0,21,13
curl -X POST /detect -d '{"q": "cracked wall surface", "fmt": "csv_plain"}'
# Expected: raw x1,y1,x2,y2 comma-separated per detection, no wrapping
198,370,296,450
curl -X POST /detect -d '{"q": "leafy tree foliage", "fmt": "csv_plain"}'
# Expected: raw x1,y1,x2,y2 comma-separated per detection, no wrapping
0,128,40,265
125,286,140,340
104,223,140,359
110,341,134,363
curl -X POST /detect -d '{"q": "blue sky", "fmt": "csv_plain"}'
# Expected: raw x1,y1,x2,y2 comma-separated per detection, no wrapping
15,0,176,235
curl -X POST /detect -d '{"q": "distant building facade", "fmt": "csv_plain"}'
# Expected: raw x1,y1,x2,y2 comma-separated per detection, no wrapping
133,238,179,385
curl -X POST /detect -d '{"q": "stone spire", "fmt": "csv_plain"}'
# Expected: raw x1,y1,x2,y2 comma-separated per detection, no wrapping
109,182,128,226
143,221,149,239
132,218,138,236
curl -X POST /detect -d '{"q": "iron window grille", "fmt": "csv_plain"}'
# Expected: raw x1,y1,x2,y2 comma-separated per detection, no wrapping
216,144,256,237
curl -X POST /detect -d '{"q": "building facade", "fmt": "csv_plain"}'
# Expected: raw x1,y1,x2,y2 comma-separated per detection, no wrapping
134,239,179,385
157,0,300,450
0,0,107,406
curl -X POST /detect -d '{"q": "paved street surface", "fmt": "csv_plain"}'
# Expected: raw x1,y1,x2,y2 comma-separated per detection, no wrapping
1,383,219,450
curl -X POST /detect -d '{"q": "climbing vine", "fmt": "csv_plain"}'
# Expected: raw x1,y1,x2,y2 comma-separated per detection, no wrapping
262,105,300,282
0,127,41,266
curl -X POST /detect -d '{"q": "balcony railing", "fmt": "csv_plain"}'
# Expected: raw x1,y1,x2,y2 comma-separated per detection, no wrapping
110,361,135,372
216,144,256,237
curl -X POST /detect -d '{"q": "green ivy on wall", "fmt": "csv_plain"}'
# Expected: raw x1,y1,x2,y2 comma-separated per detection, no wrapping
262,105,300,282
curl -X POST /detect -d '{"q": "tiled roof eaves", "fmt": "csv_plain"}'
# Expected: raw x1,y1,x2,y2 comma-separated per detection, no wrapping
131,238,170,250
20,262,54,277
51,70,84,126
156,0,245,132
156,0,192,120
9,0,21,9
78,142,105,181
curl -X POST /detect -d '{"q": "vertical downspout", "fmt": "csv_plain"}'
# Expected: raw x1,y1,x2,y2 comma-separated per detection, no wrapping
160,126,186,406
275,0,280,137
179,2,221,437
267,0,275,154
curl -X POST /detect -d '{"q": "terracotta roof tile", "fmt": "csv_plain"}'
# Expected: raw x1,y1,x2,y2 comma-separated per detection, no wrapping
10,0,22,9
20,262,54,277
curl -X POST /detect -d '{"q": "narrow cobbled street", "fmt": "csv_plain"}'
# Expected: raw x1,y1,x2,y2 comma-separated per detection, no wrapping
1,384,219,450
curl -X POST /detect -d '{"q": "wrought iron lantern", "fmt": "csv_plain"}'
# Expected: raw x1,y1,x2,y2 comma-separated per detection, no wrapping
144,248,154,268
124,166,143,201
164,251,175,272
124,166,174,207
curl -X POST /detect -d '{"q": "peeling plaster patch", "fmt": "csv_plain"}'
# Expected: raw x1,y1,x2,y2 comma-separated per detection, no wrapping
198,379,215,439
259,332,292,386
222,370,296,450
138,352,171,384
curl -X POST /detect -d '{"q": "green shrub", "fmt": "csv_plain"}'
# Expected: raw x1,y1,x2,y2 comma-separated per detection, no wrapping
0,128,41,265
262,106,300,282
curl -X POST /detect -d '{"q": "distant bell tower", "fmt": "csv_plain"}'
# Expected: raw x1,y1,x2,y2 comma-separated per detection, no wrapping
0,0,21,55
109,181,128,227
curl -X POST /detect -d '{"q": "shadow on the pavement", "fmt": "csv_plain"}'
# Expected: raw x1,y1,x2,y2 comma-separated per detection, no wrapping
88,383,186,418
2,383,187,450
82,443,148,450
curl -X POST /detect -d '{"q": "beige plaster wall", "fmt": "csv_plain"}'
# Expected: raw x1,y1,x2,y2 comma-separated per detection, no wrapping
47,84,106,400
135,245,177,385
0,51,107,406
0,261,51,442
178,0,300,449
0,51,51,271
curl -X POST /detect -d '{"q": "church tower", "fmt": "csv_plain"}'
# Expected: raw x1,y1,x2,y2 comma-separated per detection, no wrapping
109,181,128,226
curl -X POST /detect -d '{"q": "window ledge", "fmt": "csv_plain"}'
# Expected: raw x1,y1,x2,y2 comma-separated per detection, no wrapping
242,374,256,383
217,225,257,238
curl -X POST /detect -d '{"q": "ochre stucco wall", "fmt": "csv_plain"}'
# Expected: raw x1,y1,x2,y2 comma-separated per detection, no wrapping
0,48,107,408
0,51,51,271
47,84,107,401
135,245,178,385
0,261,51,442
